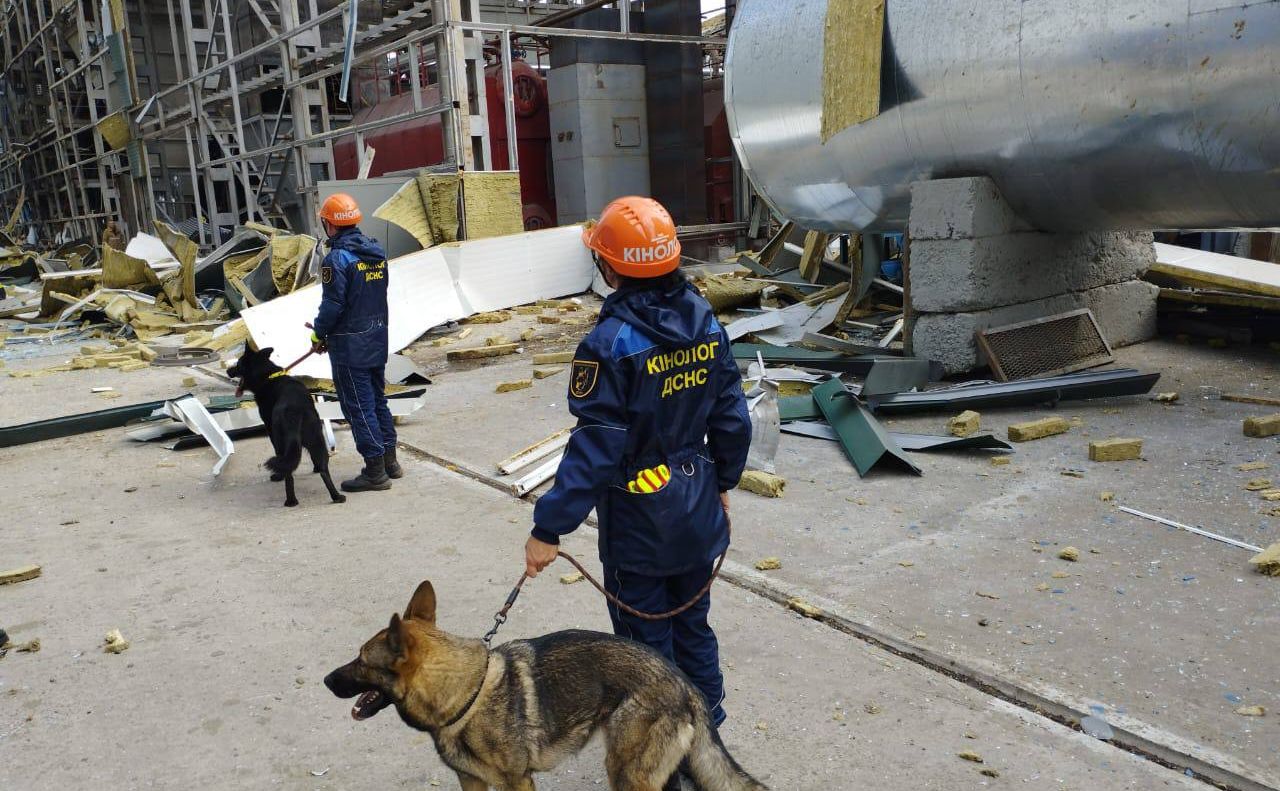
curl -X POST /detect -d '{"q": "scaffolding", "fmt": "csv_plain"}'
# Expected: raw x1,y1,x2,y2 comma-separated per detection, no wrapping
0,0,727,250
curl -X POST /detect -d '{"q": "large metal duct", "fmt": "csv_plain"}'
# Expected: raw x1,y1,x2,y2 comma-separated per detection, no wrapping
725,0,1280,233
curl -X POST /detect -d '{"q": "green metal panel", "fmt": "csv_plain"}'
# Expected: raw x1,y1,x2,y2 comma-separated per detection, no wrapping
811,378,920,477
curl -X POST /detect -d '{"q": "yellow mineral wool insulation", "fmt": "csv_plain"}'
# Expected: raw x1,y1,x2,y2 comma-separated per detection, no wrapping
372,172,462,249
461,171,525,240
1250,542,1280,576
738,470,786,498
154,221,199,308
820,0,886,143
101,245,160,289
268,233,318,295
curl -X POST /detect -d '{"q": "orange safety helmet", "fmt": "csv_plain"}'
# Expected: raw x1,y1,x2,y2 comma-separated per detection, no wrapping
319,193,363,227
582,196,681,278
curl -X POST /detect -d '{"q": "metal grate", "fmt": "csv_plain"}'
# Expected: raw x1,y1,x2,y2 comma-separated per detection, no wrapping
977,308,1114,382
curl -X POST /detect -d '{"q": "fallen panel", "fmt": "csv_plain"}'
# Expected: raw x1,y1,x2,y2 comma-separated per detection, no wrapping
779,395,822,422
781,421,1012,452
384,353,432,385
801,332,885,356
869,369,1161,415
0,397,183,448
164,396,234,475
242,225,593,380
861,357,940,396
811,378,920,477
726,309,787,341
315,392,427,421
1151,242,1280,298
732,343,876,375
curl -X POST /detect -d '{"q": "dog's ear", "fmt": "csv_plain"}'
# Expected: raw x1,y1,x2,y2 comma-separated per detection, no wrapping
258,347,274,360
404,580,437,623
387,613,406,656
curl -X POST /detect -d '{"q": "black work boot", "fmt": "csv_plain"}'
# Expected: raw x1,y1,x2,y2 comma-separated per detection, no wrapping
341,456,392,492
383,448,404,479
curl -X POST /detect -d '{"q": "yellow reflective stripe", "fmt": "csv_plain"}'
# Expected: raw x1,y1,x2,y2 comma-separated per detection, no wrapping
637,477,655,493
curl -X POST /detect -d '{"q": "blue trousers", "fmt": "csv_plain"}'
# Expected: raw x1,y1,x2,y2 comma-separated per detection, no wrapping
332,364,396,460
604,563,726,726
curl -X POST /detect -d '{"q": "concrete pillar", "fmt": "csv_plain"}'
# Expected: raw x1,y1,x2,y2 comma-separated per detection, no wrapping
907,177,1158,374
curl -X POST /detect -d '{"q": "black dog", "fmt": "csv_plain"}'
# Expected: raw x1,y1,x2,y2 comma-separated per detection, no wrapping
227,347,345,507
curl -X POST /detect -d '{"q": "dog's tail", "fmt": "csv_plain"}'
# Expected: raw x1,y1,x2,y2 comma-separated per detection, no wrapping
265,413,303,476
686,722,769,791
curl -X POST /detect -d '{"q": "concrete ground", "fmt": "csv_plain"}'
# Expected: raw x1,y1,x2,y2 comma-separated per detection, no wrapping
0,308,1275,791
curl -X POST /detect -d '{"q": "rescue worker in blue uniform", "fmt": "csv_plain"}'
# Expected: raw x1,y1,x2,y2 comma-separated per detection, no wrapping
310,192,402,492
523,196,753,734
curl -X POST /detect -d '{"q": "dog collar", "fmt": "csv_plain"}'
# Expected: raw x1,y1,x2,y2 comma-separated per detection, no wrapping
268,371,287,380
441,653,490,730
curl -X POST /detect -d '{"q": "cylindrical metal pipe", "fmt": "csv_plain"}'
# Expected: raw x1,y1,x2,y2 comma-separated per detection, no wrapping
725,0,1280,232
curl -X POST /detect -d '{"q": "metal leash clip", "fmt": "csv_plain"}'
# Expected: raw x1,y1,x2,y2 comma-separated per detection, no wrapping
483,576,528,647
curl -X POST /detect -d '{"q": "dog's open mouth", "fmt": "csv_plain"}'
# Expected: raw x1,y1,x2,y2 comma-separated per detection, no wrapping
352,690,389,721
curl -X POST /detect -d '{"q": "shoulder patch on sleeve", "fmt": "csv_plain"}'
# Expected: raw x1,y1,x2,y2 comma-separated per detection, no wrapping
321,265,334,284
570,359,600,399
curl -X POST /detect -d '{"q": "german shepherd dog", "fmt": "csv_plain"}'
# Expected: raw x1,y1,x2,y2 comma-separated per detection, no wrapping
226,346,345,507
325,580,768,791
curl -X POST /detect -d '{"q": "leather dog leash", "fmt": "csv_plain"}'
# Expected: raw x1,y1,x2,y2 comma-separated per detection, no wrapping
483,522,730,647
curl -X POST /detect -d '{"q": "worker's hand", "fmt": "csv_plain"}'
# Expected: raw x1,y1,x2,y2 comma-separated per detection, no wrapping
524,536,559,578
719,491,731,518
310,332,328,355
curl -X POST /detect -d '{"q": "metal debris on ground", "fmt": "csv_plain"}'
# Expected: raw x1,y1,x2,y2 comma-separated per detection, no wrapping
976,308,1114,382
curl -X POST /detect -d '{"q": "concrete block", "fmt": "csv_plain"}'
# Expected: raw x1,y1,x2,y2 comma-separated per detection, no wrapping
1008,417,1071,442
911,280,1158,374
1089,438,1143,462
910,231,1156,312
908,177,1033,241
1244,414,1280,438
948,410,981,437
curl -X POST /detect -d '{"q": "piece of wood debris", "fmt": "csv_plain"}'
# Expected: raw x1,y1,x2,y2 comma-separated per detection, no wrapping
786,597,822,618
975,591,1000,600
1245,478,1273,491
1100,491,1116,502
447,343,520,361
1250,542,1280,576
495,379,533,394
980,768,1000,778
898,560,914,567
1244,414,1280,438
0,565,42,585
533,367,563,380
559,572,585,585
755,557,782,571
1052,571,1070,579
1008,416,1070,442
947,410,980,438
533,351,574,366
957,750,984,763
1235,705,1266,717
537,315,561,325
1089,437,1143,462
103,629,130,654
1061,469,1085,478
457,327,474,340
990,456,1011,467
1058,546,1080,562
738,470,785,498
1238,461,1270,472
1223,393,1280,408
1151,392,1180,403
